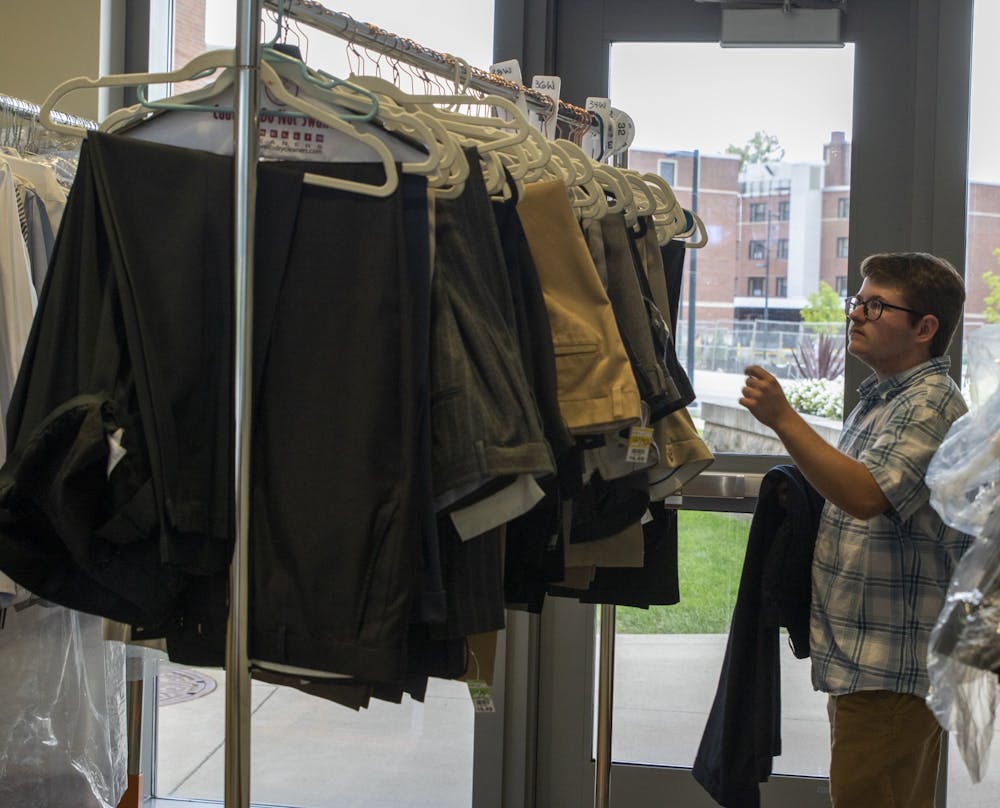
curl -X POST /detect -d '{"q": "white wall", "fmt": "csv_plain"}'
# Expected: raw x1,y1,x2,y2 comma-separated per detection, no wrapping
1,0,104,119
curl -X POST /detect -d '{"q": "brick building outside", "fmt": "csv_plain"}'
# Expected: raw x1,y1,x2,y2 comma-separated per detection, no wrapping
630,133,998,330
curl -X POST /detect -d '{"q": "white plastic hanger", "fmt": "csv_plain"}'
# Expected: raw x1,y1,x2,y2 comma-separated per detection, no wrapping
677,211,709,248
349,73,537,197
41,49,238,137
622,170,656,218
592,164,630,215
41,50,399,197
642,171,688,241
256,60,398,196
100,48,454,195
261,50,445,180
350,75,532,155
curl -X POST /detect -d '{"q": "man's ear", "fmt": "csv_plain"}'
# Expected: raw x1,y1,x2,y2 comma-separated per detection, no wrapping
915,314,939,346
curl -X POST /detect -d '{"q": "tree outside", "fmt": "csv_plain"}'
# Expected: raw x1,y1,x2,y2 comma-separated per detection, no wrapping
984,248,1000,324
725,130,786,171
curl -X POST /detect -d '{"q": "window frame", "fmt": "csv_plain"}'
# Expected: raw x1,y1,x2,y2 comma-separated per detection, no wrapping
657,159,676,186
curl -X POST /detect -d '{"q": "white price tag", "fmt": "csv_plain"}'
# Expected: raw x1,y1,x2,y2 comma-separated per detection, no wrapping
530,75,562,139
609,108,635,157
584,97,613,160
489,59,528,120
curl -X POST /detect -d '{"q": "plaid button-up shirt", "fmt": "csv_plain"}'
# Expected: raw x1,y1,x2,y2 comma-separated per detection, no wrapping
810,356,974,698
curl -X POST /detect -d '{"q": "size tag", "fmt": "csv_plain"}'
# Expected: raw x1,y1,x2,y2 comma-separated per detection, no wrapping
490,60,528,121
626,426,655,464
468,680,496,713
583,97,613,160
609,107,635,158
530,75,562,139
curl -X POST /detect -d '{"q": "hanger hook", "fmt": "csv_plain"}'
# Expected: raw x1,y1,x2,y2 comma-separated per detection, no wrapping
450,55,472,95
264,0,290,47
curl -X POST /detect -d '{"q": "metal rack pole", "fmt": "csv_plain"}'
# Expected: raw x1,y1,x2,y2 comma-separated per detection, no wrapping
224,1,261,807
593,152,633,808
595,603,616,808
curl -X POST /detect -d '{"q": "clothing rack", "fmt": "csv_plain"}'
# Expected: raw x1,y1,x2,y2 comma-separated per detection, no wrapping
260,0,601,136
225,2,259,805
0,92,98,130
0,92,97,153
223,3,616,807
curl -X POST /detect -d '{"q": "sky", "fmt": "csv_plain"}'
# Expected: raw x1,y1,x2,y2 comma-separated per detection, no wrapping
609,43,855,165
205,0,1000,183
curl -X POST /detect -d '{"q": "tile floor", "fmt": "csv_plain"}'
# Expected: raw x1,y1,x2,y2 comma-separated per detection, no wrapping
149,634,1000,807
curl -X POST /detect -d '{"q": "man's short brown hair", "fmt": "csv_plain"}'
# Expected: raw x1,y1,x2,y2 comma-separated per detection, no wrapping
860,252,966,356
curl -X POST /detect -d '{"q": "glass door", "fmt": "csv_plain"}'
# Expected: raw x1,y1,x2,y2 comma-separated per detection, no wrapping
535,40,856,808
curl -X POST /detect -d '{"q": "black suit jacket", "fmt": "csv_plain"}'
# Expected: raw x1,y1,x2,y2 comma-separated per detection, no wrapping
692,464,825,807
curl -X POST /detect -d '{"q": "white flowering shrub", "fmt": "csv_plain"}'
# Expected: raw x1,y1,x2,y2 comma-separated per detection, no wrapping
786,378,843,420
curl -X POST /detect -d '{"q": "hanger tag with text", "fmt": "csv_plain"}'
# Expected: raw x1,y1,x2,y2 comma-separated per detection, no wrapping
584,97,614,161
609,107,636,158
489,59,529,121
530,75,562,139
626,426,655,464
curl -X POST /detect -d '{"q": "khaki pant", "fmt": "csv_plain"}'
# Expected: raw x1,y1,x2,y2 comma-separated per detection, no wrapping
827,691,943,807
517,180,641,434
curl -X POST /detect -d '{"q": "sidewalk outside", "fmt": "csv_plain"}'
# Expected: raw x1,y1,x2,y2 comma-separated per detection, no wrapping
152,634,1000,808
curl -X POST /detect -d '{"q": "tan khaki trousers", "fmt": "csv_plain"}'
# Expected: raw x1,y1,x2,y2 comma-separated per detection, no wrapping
827,691,943,808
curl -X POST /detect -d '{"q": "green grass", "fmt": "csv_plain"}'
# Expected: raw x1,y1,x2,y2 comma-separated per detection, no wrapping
615,510,751,634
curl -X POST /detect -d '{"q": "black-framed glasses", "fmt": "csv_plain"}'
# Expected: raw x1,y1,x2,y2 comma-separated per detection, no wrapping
844,295,923,321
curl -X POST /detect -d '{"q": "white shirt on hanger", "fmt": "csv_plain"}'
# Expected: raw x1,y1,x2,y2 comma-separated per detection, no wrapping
0,153,67,233
0,160,38,604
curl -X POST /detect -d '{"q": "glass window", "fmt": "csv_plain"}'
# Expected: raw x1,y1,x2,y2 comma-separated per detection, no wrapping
837,196,850,218
658,159,676,186
835,275,848,295
951,8,1000,803
962,1,1000,414
609,42,853,788
837,236,849,258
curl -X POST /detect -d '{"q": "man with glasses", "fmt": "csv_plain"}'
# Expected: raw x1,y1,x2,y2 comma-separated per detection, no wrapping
739,252,971,807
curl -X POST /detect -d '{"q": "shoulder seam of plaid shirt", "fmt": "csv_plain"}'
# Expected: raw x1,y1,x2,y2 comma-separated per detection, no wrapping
810,356,975,698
